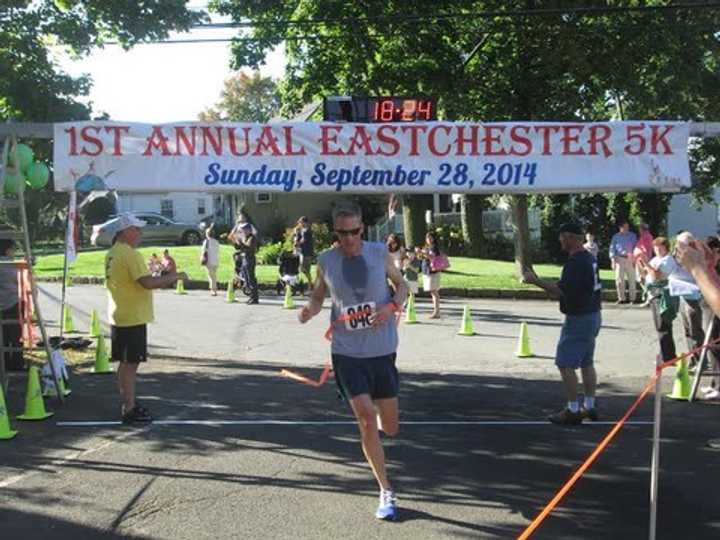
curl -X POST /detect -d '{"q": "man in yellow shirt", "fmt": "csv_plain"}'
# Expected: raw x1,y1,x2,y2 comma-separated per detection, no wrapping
103,214,187,424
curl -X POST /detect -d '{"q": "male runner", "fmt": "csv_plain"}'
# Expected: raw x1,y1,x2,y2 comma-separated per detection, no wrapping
298,202,408,520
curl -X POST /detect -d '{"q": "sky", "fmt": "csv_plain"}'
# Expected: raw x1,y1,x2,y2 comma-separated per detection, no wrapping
55,16,285,123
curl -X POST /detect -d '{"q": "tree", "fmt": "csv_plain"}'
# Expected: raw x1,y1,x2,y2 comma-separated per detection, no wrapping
199,71,280,122
1,1,206,241
215,0,720,268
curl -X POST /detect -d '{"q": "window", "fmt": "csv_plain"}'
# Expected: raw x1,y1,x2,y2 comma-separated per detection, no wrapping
255,192,272,204
141,215,161,225
160,199,174,219
197,198,206,215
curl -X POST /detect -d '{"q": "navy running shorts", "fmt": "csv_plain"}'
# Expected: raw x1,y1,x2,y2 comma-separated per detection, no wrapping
332,352,399,401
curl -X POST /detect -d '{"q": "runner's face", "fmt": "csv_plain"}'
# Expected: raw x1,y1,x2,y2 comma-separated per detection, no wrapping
334,215,363,256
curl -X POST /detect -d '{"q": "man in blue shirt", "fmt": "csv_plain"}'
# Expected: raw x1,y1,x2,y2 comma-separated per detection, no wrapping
609,220,638,304
522,222,602,425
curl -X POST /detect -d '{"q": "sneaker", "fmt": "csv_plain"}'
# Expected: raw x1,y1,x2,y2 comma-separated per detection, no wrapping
246,298,259,305
704,388,720,400
122,405,153,424
375,490,398,521
548,408,583,426
708,438,720,450
581,407,599,421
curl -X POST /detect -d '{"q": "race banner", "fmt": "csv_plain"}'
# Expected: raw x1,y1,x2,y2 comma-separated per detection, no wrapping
53,121,691,194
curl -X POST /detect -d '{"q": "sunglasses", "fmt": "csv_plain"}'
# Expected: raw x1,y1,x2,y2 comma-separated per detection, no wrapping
334,227,362,237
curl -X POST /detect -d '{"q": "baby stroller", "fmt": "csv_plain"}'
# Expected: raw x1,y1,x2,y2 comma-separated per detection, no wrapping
275,252,307,296
232,250,253,297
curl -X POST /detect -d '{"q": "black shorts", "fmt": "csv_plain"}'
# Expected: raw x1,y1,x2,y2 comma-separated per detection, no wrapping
111,324,148,363
332,353,399,401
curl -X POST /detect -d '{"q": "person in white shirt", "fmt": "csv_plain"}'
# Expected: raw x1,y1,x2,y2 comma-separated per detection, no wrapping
637,237,679,361
201,227,221,296
583,232,599,260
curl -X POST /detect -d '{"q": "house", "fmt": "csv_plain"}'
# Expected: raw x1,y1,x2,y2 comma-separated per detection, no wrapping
115,192,230,225
228,192,374,238
667,190,719,239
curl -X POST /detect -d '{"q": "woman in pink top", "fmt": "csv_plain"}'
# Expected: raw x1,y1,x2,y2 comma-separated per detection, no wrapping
634,223,654,277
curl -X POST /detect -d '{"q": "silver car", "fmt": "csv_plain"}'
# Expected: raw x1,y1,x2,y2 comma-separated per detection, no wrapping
92,212,203,247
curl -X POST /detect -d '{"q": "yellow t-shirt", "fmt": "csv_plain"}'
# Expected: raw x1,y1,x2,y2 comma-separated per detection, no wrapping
105,242,153,327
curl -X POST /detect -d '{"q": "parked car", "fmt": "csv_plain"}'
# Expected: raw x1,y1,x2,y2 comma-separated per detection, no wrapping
91,212,203,247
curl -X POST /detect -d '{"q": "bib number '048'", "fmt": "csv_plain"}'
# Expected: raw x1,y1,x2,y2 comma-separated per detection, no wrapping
343,302,376,331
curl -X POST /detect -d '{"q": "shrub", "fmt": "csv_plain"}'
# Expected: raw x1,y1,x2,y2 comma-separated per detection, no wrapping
428,224,465,256
481,233,515,261
282,222,332,253
256,241,284,265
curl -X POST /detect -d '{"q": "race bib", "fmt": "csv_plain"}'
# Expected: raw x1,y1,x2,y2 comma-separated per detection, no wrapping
342,301,376,332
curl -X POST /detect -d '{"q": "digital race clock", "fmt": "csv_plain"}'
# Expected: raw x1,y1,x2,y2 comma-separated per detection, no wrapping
323,96,437,123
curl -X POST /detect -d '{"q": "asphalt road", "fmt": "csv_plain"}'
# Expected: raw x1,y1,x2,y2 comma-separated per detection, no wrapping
1,285,718,539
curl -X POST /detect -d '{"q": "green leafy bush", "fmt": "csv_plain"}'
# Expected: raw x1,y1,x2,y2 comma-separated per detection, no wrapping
256,241,283,265
428,225,465,256
282,222,332,253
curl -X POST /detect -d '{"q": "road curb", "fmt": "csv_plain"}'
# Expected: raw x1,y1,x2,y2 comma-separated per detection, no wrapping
40,276,622,301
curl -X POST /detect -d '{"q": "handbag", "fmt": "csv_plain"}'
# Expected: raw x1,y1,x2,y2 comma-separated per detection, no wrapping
200,248,208,266
430,254,450,272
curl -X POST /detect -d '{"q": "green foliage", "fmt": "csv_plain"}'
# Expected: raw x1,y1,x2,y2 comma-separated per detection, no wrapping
199,71,280,122
83,195,115,225
428,224,465,256
256,241,283,265
481,233,516,262
282,222,332,253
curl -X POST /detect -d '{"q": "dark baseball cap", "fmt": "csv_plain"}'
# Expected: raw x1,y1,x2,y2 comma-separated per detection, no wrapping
558,222,583,235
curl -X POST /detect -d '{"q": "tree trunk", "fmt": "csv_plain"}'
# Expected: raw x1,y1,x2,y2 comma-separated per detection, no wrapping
511,194,532,274
461,194,484,258
402,194,433,248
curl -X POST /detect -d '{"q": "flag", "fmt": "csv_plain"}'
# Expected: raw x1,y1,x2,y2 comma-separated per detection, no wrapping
65,191,78,263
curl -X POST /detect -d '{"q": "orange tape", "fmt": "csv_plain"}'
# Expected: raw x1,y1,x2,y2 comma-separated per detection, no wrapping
282,302,401,387
279,363,332,388
518,336,720,539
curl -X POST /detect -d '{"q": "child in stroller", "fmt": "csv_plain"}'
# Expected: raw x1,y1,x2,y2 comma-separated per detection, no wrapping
275,252,307,296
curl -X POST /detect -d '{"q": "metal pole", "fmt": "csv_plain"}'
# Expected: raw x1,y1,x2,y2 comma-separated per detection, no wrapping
58,198,71,338
0,137,9,393
649,354,663,540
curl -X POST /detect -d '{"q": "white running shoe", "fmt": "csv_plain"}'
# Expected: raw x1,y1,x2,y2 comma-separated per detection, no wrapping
375,489,398,521
704,388,720,400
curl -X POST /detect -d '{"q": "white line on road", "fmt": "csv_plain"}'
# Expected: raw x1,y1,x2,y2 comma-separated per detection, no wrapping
56,419,655,427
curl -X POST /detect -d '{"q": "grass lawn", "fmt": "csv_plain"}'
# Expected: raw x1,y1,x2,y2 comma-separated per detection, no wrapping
35,244,616,290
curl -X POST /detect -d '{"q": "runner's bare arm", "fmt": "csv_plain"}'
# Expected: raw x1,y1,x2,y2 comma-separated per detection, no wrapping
369,254,409,328
385,253,408,308
298,264,327,323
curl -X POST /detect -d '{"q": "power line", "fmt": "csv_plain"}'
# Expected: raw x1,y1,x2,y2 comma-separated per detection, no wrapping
193,2,720,29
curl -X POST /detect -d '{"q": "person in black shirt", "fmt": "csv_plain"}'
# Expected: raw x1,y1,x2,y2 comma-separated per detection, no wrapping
522,222,602,425
293,216,315,289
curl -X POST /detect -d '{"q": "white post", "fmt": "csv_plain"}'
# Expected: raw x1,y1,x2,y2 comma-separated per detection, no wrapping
649,354,663,540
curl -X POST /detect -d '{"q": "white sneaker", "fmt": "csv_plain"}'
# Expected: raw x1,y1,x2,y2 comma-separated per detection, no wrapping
375,489,398,521
701,386,716,395
704,388,720,400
